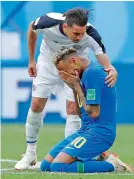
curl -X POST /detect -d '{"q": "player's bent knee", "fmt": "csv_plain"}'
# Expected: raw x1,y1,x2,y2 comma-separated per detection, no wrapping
40,159,51,171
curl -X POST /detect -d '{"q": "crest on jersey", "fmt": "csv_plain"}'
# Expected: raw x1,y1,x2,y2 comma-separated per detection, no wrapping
87,89,96,100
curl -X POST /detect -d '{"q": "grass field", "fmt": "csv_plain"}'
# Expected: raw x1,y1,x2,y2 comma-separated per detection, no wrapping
1,124,134,179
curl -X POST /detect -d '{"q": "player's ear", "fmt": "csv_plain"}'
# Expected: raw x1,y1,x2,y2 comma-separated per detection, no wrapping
71,57,76,64
63,23,67,28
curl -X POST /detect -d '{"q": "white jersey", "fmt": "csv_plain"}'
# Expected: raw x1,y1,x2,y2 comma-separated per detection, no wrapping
32,12,106,61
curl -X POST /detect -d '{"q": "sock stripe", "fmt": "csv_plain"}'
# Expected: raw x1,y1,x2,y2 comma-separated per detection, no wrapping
27,140,37,143
77,162,84,173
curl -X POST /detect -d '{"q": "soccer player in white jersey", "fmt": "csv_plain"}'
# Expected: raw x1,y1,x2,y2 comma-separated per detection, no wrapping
15,7,117,170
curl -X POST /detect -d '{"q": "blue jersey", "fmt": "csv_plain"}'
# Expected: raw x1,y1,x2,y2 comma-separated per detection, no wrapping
49,62,116,160
77,62,117,145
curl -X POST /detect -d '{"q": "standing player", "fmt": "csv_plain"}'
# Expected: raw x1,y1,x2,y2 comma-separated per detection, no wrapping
40,47,132,173
15,7,117,170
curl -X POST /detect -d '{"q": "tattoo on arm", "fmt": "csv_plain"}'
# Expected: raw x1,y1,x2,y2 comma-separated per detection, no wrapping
75,84,100,118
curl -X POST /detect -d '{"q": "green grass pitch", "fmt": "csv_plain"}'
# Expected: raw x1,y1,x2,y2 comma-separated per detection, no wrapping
1,124,134,179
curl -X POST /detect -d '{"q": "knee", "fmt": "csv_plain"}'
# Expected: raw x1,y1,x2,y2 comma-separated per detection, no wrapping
31,99,44,112
31,102,42,112
66,101,77,115
65,114,81,137
40,159,51,172
50,162,65,172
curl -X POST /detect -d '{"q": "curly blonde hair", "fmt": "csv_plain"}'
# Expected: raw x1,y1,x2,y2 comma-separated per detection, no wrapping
53,47,77,65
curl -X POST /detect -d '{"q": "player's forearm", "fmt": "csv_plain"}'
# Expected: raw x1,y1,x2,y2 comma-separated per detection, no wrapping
96,54,118,86
109,64,117,71
96,53,111,68
74,84,92,114
74,84,100,118
27,22,37,62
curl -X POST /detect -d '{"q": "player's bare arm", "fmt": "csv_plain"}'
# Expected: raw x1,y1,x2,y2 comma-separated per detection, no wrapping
59,71,100,118
87,25,118,87
96,54,118,87
74,83,100,118
27,22,37,77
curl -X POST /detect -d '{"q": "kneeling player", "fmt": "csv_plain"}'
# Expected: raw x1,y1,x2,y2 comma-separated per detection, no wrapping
40,48,132,173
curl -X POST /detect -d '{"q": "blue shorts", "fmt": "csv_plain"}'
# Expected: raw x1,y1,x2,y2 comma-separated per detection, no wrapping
49,130,112,161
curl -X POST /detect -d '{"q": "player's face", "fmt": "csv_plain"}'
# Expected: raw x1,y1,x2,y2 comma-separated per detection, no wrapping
56,57,81,76
64,24,86,43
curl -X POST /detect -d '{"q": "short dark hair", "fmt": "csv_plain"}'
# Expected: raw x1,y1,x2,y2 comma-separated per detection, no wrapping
63,7,89,27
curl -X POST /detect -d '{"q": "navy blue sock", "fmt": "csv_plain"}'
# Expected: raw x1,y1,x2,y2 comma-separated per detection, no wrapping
51,160,114,173
40,159,51,171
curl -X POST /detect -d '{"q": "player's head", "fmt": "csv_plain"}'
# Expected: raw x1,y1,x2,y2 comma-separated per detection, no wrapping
53,47,84,76
63,7,88,43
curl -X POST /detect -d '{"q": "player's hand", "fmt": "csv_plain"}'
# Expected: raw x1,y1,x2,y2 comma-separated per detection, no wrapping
105,67,118,87
28,61,37,77
58,70,80,89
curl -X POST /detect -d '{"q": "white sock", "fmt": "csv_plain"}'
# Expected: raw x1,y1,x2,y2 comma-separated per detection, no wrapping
26,108,43,154
26,143,37,155
65,115,81,138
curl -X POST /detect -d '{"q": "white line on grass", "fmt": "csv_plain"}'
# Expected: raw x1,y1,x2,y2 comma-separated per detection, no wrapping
1,168,15,171
1,158,41,169
1,170,134,176
0,159,18,163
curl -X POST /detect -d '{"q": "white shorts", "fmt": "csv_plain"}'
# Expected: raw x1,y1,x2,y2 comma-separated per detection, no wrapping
32,54,75,102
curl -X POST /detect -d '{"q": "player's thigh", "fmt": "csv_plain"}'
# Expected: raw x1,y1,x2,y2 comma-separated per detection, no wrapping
64,83,78,115
53,152,76,163
61,133,111,161
64,83,75,102
48,133,78,159
32,80,55,112
32,54,61,101
36,54,62,83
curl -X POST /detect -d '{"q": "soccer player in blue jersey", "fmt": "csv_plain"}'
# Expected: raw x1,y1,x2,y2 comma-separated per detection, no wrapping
40,47,132,173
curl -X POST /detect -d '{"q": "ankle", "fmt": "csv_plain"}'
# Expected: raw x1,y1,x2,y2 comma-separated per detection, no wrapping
26,143,37,154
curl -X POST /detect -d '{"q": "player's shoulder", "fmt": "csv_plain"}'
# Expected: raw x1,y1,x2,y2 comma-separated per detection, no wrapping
46,12,65,20
86,23,100,37
86,23,106,53
33,12,65,30
83,62,106,78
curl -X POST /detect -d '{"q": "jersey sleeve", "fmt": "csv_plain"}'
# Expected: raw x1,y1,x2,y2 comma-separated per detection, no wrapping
32,13,64,34
86,25,106,55
83,68,106,105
